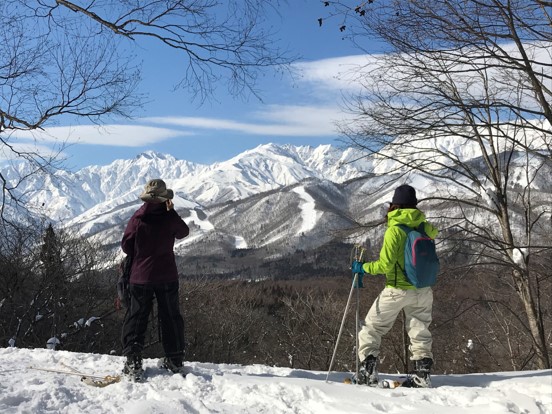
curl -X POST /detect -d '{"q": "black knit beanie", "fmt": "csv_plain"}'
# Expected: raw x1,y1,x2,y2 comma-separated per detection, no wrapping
391,184,418,206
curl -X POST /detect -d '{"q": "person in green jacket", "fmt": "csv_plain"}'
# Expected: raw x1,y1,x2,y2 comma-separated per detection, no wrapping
351,184,438,387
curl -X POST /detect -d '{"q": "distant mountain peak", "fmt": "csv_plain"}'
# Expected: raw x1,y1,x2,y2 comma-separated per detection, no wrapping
136,150,174,161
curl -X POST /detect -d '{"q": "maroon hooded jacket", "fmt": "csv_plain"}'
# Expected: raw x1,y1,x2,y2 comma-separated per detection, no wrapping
121,202,189,284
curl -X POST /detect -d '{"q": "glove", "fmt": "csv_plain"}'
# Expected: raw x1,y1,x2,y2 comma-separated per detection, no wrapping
351,260,365,288
351,260,365,275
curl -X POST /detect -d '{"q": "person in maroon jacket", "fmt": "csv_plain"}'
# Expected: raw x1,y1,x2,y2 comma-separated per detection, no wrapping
120,179,189,381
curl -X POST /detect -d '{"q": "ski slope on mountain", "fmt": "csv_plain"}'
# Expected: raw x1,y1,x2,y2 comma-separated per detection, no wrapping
1,348,550,414
292,186,322,235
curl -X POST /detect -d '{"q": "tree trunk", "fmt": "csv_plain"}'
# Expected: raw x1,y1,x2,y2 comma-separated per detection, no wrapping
514,271,551,369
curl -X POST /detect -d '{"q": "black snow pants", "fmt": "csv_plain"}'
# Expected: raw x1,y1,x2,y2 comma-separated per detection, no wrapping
121,281,185,361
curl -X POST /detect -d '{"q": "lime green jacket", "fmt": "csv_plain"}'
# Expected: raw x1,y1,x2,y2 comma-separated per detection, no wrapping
362,208,438,290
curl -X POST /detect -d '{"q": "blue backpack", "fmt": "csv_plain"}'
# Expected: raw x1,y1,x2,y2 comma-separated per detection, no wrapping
396,224,440,288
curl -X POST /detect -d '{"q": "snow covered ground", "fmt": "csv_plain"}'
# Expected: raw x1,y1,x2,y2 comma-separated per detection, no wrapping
0,347,550,414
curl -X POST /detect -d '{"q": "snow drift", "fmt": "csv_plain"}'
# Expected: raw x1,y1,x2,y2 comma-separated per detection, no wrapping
1,347,550,414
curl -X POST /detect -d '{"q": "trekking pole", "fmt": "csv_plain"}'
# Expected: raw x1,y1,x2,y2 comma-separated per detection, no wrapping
355,270,360,381
353,246,365,383
325,273,357,382
325,245,365,383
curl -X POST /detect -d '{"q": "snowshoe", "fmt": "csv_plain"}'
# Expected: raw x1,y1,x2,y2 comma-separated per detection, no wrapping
122,354,144,382
400,374,430,388
158,357,187,377
378,379,402,389
402,357,433,388
352,355,378,386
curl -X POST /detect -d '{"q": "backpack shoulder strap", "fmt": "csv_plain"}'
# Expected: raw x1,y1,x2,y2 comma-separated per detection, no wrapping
396,224,412,234
394,224,411,284
417,222,429,235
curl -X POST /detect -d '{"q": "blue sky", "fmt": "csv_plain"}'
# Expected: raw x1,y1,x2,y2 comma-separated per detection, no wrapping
13,1,375,171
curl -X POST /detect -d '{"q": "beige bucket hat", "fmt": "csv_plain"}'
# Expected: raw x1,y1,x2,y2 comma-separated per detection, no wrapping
140,179,174,203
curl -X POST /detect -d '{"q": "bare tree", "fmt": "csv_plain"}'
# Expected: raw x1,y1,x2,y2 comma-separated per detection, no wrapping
182,279,267,364
277,290,344,370
0,221,117,350
0,0,293,219
323,0,552,368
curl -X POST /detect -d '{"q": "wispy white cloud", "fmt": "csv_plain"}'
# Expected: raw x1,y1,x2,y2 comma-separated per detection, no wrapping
9,124,189,147
293,54,377,93
145,104,351,136
295,42,552,107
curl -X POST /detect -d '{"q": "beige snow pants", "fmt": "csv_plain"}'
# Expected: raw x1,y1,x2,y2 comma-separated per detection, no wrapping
358,286,433,362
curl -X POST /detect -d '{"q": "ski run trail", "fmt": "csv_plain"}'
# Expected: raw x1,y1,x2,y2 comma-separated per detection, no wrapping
0,347,550,414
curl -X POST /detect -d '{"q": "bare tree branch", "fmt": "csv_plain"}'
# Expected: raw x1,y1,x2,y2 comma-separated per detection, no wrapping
329,0,552,369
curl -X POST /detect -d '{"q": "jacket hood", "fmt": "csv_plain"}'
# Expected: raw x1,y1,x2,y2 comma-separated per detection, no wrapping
387,208,426,227
387,208,439,239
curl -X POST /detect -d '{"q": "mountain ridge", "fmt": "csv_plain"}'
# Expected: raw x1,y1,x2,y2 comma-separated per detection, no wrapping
4,139,551,279
9,143,372,223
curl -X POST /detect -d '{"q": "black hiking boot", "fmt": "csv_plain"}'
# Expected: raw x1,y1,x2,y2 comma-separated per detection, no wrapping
404,357,433,388
353,355,379,386
158,357,187,377
122,354,144,382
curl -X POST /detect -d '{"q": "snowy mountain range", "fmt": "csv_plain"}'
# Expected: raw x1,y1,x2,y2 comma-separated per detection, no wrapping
4,140,551,273
9,144,369,221
5,144,383,254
